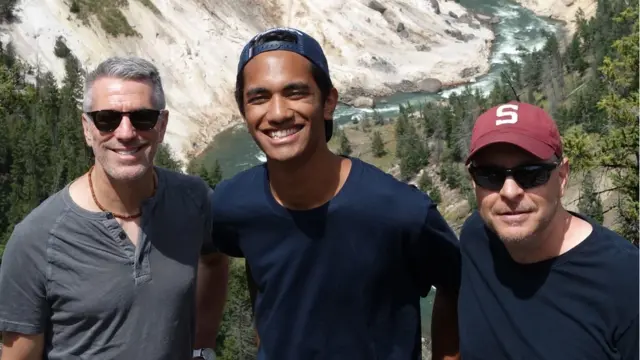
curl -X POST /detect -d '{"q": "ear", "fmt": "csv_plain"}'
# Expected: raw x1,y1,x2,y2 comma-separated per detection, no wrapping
82,114,93,147
558,156,570,197
466,164,476,190
323,87,339,121
157,109,169,143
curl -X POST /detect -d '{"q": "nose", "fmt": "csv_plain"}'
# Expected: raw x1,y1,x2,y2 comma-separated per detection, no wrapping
265,95,293,124
499,176,524,200
113,115,137,140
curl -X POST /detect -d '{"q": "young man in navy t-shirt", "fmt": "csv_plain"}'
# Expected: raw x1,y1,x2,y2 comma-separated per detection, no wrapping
208,27,462,359
458,101,639,359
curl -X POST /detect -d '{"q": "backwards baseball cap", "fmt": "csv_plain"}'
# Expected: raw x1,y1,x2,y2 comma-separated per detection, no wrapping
466,101,563,164
237,27,331,80
235,27,335,142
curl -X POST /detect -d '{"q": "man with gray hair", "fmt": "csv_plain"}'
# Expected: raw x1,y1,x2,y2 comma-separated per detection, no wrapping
0,56,229,360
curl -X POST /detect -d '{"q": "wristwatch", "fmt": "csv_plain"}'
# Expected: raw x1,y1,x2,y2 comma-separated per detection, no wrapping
193,348,216,360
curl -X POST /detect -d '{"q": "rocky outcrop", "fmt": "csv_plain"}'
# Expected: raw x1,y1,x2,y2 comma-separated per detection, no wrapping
368,0,387,14
459,66,480,78
475,14,500,25
417,78,443,93
429,0,440,15
445,29,474,42
352,96,375,108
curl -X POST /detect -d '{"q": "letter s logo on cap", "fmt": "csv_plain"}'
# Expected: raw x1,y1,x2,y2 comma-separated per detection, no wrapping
495,104,519,126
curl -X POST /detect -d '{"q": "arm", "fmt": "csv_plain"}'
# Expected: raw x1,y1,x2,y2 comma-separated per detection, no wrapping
194,252,229,349
0,223,49,360
244,262,260,347
1,333,44,360
431,288,460,360
412,200,461,360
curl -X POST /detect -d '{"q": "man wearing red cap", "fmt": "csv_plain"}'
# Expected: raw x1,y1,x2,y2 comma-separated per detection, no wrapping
457,101,638,359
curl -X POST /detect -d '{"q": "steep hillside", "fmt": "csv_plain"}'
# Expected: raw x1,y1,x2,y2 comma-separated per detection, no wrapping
2,0,494,163
514,0,597,38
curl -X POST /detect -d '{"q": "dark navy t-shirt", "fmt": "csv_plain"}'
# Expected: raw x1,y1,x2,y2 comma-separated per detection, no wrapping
458,210,639,360
211,157,461,359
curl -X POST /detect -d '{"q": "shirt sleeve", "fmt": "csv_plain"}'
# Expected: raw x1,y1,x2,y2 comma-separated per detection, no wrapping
616,314,638,360
208,181,243,258
0,222,49,334
200,185,220,255
409,201,461,297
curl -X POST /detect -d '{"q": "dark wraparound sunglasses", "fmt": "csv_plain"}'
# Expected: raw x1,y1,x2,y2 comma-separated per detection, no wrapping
468,162,560,191
85,109,161,132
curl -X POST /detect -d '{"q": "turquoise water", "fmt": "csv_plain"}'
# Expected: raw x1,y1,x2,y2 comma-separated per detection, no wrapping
200,0,561,181
199,0,563,335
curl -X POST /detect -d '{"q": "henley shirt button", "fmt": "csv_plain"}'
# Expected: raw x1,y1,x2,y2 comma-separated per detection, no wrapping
119,231,126,240
106,213,114,219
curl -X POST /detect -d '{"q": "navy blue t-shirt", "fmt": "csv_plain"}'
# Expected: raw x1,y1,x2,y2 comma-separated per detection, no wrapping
211,157,461,359
458,210,639,360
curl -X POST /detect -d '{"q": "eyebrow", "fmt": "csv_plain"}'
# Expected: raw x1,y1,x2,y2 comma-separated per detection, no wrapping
245,82,311,98
282,82,310,92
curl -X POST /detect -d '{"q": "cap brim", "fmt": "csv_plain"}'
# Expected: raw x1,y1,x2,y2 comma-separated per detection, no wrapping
465,131,555,164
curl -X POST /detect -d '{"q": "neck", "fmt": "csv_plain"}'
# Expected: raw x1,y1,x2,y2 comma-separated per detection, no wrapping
267,147,346,210
506,207,577,264
90,165,156,217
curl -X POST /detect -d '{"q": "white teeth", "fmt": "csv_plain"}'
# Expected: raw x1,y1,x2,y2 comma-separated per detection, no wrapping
116,149,138,155
268,127,299,139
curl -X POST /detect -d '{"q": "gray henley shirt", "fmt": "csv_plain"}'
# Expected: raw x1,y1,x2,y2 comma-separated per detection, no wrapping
0,166,216,359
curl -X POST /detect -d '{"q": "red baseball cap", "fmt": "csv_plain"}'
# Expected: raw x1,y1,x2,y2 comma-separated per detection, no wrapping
465,101,563,164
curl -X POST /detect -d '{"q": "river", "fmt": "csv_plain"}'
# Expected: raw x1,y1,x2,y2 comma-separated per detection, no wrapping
198,0,563,335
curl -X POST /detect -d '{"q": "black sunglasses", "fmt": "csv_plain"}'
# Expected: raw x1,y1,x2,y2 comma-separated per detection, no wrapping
85,109,161,132
468,162,560,191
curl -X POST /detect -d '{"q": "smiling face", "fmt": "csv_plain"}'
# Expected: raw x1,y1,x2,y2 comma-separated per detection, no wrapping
82,76,168,181
240,50,337,163
471,143,569,245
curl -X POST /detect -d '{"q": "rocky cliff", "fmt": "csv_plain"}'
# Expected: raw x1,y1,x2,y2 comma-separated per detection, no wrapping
514,0,597,39
2,0,494,162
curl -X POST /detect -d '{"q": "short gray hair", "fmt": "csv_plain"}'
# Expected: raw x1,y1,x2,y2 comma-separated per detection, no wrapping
83,56,166,112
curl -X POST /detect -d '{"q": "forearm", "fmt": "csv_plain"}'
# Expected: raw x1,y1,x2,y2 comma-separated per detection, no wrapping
1,332,44,360
430,287,460,360
194,253,230,349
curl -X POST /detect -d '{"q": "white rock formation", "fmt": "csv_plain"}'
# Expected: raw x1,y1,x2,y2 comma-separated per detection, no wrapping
3,0,494,162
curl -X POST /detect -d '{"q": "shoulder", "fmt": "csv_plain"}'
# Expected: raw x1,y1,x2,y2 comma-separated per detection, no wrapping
344,158,437,228
156,166,212,206
351,157,433,207
577,217,638,320
3,188,69,263
210,164,266,206
157,166,210,193
460,211,486,238
582,217,638,273
591,221,638,282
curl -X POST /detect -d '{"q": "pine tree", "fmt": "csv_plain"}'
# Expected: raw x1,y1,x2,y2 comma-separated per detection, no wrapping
394,112,409,158
564,4,639,245
210,159,223,186
155,143,183,172
371,130,386,158
338,132,352,156
372,109,384,126
417,171,441,204
215,259,258,360
578,171,604,223
399,121,428,181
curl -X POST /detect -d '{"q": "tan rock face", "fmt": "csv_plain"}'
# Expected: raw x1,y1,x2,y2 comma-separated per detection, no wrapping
5,0,495,162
